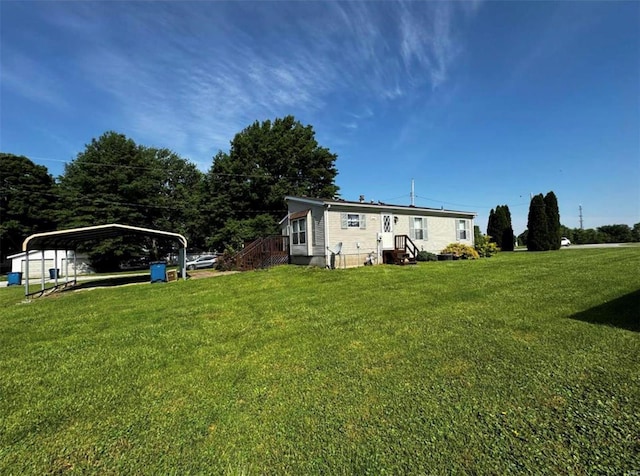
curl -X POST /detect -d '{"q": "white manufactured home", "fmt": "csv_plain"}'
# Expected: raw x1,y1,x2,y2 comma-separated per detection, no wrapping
281,196,477,268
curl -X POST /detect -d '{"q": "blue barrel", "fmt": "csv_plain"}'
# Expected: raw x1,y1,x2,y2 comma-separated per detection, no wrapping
150,261,167,283
7,272,22,286
49,268,60,279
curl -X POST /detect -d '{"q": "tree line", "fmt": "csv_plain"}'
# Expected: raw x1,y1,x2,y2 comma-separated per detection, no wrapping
1,116,339,271
559,224,640,245
487,192,639,252
518,192,639,249
3,117,638,270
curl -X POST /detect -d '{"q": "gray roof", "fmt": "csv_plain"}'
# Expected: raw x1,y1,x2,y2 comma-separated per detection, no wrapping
284,196,476,218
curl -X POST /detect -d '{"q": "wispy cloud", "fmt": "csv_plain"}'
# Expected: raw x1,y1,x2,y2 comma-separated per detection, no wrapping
3,1,479,168
1,49,69,110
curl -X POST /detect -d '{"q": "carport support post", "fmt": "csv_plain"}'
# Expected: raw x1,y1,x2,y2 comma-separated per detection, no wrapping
41,250,45,292
73,250,77,284
24,250,30,298
54,250,59,287
64,250,69,284
179,247,186,280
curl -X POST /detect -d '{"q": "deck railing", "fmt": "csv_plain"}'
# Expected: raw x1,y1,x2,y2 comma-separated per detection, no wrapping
235,235,290,271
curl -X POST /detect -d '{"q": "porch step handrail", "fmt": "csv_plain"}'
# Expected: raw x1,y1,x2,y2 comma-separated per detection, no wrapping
394,235,419,259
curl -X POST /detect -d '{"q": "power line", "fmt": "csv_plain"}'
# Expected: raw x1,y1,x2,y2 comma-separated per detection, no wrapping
414,194,529,210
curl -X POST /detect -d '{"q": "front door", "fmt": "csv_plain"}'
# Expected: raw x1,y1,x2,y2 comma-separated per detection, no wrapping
380,213,394,249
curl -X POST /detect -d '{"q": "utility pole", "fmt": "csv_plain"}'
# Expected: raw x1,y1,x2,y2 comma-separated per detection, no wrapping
410,179,415,206
579,205,583,230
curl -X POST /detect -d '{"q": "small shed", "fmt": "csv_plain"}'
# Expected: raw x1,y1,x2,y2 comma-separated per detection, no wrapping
8,250,93,278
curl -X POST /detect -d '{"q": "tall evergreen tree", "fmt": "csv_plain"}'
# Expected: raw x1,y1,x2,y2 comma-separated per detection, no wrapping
501,205,514,251
487,208,497,242
501,225,515,251
527,194,549,251
487,204,513,250
204,116,339,250
544,191,561,250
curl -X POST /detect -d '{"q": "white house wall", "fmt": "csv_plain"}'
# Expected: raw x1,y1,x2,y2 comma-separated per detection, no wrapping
392,214,474,254
326,209,474,262
326,211,379,257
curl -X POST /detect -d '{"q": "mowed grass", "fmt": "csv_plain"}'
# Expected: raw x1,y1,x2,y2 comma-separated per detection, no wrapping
0,248,638,474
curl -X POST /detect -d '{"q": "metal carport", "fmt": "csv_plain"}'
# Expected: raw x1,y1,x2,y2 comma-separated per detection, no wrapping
22,223,188,298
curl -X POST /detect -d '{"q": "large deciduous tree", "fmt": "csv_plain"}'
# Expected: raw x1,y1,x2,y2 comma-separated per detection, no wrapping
58,132,203,270
143,147,206,251
0,153,58,263
58,132,154,229
204,116,339,250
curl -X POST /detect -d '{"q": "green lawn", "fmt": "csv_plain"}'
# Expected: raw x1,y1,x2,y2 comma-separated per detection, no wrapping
1,248,638,474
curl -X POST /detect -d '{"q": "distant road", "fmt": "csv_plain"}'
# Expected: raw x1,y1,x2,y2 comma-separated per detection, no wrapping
513,243,638,252
560,243,639,250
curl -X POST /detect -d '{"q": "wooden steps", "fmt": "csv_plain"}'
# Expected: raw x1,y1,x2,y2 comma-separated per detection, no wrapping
392,249,417,265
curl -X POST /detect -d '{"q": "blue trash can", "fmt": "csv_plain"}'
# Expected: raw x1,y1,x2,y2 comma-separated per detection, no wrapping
150,261,167,283
7,272,22,286
49,268,60,279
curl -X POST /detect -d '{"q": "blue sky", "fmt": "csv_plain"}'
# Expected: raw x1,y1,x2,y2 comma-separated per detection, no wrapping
1,1,638,234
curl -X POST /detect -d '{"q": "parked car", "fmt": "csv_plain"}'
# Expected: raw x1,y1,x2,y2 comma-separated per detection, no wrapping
120,257,149,270
185,255,217,270
561,237,571,247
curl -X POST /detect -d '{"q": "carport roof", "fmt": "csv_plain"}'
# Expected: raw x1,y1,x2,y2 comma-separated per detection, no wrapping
23,223,188,251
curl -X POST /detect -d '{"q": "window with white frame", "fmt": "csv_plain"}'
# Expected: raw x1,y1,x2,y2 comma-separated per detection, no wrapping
410,216,427,240
292,218,306,245
341,213,366,229
457,219,469,240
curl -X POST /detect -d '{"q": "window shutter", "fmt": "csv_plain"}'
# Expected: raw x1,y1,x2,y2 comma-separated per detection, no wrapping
410,217,415,239
360,214,366,230
341,213,347,229
424,219,428,241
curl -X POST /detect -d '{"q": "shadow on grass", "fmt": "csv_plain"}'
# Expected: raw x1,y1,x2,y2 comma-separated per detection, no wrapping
64,274,151,291
569,290,640,332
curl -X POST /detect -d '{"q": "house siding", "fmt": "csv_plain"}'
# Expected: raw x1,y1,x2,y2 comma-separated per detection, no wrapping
393,214,474,254
326,209,379,257
327,210,474,256
285,202,326,258
285,196,475,267
311,206,326,256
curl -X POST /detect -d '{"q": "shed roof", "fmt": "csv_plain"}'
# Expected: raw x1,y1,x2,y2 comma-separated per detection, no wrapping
23,224,188,251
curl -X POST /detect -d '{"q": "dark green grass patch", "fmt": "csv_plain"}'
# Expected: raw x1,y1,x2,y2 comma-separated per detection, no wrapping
1,248,639,474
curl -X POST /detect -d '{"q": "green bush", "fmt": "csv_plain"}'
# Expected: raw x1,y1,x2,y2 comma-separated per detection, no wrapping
215,247,238,271
475,234,499,258
417,251,437,262
441,243,480,260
